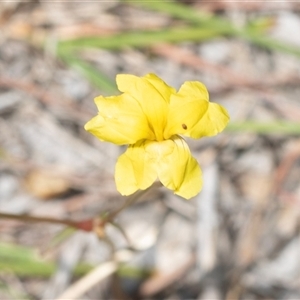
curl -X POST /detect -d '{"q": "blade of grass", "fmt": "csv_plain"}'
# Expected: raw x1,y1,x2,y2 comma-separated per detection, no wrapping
226,121,300,135
0,282,32,300
57,27,221,93
117,265,153,279
126,0,273,36
238,31,300,57
127,0,233,31
57,26,222,53
0,243,92,278
130,0,300,58
40,227,76,257
60,55,117,94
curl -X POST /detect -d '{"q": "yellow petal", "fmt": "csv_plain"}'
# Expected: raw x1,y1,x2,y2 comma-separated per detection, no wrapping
164,81,209,139
143,73,176,99
84,93,154,145
116,73,175,141
164,81,229,139
187,102,230,138
115,137,202,199
115,140,157,195
146,136,202,199
176,80,209,100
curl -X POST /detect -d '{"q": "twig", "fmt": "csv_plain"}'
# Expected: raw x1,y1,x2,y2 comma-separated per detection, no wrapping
0,77,60,106
55,261,117,300
0,212,78,228
196,151,219,273
151,43,300,122
0,212,93,231
0,77,91,122
0,183,163,233
151,43,258,88
139,255,195,297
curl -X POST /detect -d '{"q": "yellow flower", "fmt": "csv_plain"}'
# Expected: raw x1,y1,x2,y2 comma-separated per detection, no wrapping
85,73,229,199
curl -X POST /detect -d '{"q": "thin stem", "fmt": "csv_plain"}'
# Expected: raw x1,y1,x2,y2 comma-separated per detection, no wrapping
0,182,163,231
0,212,78,228
102,182,162,225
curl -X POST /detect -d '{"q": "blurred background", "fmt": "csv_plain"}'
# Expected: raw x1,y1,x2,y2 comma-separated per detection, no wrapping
1,0,300,299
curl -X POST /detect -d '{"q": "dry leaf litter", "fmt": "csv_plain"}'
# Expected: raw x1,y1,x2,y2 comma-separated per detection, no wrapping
0,1,300,299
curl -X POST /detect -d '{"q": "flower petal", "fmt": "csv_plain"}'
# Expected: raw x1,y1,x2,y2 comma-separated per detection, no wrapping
146,136,202,199
115,140,157,195
164,81,209,139
116,73,175,141
84,93,154,145
164,81,229,139
115,137,202,199
187,102,230,138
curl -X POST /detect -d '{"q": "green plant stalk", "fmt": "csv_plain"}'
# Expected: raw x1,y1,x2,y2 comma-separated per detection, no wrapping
57,26,222,53
226,121,300,135
56,1,300,93
128,0,233,31
117,264,153,279
44,227,76,254
0,260,90,278
60,54,117,94
57,26,221,92
0,186,160,278
128,0,300,57
0,243,92,278
237,30,300,57
58,24,300,60
0,242,154,280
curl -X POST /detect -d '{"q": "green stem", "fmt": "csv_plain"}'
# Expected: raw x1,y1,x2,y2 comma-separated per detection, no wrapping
226,121,300,135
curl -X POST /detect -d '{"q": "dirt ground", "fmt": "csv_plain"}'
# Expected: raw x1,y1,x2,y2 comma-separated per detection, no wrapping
0,1,300,299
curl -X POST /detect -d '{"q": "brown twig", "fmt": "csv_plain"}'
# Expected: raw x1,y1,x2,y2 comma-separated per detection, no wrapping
0,183,163,234
0,77,59,106
274,141,300,206
0,77,91,122
151,43,258,88
151,43,300,122
0,212,79,229
139,254,195,297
